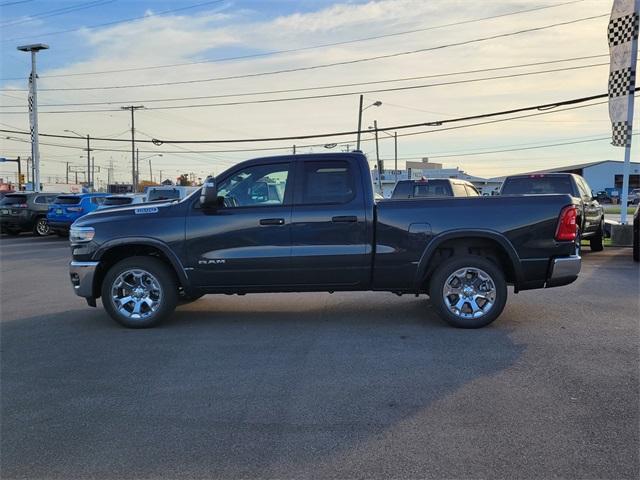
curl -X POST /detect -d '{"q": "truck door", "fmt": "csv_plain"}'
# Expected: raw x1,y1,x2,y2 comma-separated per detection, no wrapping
289,158,369,287
185,161,294,288
575,176,601,233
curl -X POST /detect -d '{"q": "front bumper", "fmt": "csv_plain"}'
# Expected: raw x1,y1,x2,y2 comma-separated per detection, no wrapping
48,220,73,232
69,261,99,298
546,254,581,288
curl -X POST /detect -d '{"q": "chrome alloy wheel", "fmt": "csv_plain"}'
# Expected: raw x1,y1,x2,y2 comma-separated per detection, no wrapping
111,269,163,320
36,218,50,236
442,267,496,319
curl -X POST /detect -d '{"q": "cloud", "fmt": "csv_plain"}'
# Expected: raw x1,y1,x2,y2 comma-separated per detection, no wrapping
0,0,623,181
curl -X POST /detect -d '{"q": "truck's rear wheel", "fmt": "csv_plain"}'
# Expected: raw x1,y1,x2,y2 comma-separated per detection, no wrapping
101,256,177,328
429,255,507,328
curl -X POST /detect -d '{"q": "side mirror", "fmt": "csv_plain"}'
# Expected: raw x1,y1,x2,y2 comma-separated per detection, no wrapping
200,176,218,209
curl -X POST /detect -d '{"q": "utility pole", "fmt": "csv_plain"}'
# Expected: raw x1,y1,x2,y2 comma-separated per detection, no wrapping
17,43,48,192
107,158,114,186
373,120,382,194
136,148,139,189
66,162,69,183
121,105,144,192
356,95,363,150
292,145,296,154
159,170,163,183
148,159,153,183
86,135,92,190
394,132,398,184
91,156,95,190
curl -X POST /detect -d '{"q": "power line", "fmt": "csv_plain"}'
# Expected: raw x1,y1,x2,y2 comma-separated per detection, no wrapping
0,12,608,92
0,56,610,108
0,0,586,81
0,0,34,6
0,91,619,147
0,0,115,28
1,0,226,43
0,63,611,114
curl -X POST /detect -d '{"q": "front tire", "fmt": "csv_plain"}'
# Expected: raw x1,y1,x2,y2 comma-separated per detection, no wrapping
101,256,178,328
429,255,507,328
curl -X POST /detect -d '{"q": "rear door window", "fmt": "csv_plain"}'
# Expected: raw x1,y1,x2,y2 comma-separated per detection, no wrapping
3,195,28,205
464,185,480,197
300,161,355,205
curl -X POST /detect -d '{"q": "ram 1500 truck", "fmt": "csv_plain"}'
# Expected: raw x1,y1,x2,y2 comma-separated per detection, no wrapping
68,152,581,329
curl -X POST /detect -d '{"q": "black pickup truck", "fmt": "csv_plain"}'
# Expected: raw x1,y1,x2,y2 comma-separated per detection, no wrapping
68,152,581,329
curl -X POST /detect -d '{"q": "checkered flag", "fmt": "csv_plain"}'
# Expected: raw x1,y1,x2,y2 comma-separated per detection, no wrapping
608,12,639,47
609,68,636,97
612,121,633,146
609,0,639,147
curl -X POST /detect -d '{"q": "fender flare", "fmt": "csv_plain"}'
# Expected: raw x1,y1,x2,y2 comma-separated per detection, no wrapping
93,237,190,288
412,229,524,289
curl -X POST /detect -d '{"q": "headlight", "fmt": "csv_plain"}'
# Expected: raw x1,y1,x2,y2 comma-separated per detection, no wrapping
70,226,95,243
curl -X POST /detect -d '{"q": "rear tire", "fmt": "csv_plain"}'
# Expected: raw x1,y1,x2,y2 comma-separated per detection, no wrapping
33,217,50,237
429,255,507,328
590,222,604,252
101,256,178,328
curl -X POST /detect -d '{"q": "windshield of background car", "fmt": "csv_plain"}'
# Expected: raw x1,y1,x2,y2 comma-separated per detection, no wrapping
104,197,132,206
147,189,180,201
54,196,81,205
392,180,450,198
2,194,28,205
501,176,573,195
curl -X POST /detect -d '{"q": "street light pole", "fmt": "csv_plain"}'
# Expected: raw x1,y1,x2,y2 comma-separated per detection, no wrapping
356,97,382,150
373,120,382,194
17,43,48,192
394,131,398,184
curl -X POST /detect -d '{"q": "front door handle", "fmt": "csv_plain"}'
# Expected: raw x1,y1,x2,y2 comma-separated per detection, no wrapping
259,218,285,226
332,215,357,223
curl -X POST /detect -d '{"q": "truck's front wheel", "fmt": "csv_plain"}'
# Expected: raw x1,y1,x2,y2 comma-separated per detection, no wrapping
101,256,178,328
429,256,507,328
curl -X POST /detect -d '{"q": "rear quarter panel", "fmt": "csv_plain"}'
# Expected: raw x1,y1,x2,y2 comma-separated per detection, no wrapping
373,194,576,290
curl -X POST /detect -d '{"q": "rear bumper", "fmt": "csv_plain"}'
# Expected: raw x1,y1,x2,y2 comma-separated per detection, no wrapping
546,254,581,288
69,261,99,298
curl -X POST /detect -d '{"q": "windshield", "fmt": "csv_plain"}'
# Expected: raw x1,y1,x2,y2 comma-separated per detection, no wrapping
501,176,573,195
103,196,133,206
392,180,451,199
1,194,28,205
147,189,180,201
54,196,81,205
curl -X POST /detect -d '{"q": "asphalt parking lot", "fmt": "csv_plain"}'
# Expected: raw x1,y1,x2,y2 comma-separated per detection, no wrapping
1,234,638,479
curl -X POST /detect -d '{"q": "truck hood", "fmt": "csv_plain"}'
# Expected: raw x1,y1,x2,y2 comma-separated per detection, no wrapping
72,200,177,227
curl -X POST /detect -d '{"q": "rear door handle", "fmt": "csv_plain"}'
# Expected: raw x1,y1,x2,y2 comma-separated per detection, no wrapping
332,215,357,223
259,218,285,226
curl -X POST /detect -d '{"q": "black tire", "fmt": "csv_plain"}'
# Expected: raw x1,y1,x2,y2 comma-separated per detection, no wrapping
101,256,178,328
429,255,507,329
589,221,604,252
32,217,50,237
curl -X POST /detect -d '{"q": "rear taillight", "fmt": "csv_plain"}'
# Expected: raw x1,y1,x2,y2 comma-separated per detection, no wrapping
555,205,577,241
67,207,83,212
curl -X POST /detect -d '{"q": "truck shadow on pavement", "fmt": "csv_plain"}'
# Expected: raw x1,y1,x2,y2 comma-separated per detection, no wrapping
1,293,525,479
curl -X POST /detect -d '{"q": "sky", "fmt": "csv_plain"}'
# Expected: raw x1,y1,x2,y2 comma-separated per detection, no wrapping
0,0,630,186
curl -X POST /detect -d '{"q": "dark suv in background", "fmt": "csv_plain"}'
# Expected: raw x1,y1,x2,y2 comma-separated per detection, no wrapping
0,192,61,236
500,173,605,251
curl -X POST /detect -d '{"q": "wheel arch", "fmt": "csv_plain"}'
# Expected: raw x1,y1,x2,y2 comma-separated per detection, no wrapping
413,229,523,292
91,238,189,298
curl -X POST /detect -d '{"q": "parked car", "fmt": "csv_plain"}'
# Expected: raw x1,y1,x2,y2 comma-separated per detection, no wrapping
97,194,146,210
47,193,109,235
0,192,61,236
595,190,612,203
633,203,639,262
500,173,605,252
627,188,640,205
69,152,581,329
391,178,480,199
145,186,198,202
